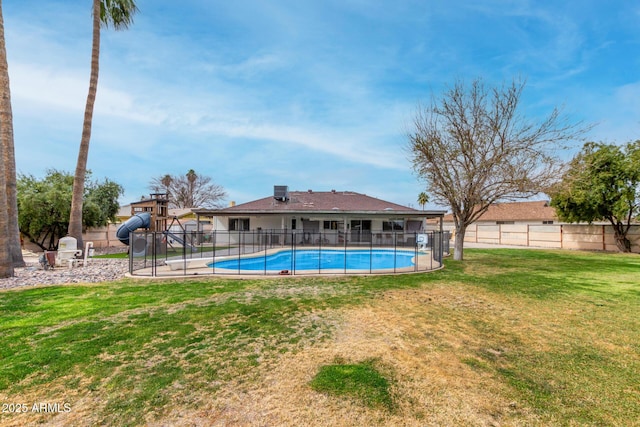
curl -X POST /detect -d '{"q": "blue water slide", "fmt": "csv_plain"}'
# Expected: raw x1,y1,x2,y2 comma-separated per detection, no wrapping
116,212,151,245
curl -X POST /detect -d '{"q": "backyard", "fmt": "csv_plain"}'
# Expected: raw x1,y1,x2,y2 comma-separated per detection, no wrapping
0,249,638,426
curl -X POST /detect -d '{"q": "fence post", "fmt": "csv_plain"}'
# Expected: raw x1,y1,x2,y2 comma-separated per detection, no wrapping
152,231,157,277
393,232,397,273
370,233,373,274
292,231,296,274
343,230,348,274
128,232,133,275
211,230,216,274
237,231,241,274
319,231,323,274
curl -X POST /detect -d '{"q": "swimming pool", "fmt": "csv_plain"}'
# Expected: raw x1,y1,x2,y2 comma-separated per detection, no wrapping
209,248,417,273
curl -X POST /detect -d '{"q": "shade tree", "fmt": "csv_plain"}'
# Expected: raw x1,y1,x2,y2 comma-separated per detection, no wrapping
550,141,640,252
19,170,123,251
408,78,585,260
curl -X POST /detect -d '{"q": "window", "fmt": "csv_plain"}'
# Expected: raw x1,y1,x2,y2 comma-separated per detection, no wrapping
229,218,250,231
543,220,554,224
351,220,371,231
323,220,339,230
292,218,297,230
383,220,404,231
496,221,514,225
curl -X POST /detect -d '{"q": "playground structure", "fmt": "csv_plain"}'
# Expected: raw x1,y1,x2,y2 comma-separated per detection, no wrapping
116,193,195,254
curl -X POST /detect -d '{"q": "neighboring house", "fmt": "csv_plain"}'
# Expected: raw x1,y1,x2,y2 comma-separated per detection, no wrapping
443,200,558,226
116,204,195,224
192,186,446,246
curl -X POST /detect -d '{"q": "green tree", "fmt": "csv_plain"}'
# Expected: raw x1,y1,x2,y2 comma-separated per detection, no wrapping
68,0,138,250
417,192,429,211
408,78,584,260
550,141,640,252
19,170,123,251
149,170,227,208
0,0,22,272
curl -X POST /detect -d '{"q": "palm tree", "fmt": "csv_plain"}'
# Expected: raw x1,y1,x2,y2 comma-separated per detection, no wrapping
0,0,12,277
186,169,197,207
417,192,429,211
160,174,172,200
68,0,138,249
0,0,23,269
0,144,11,277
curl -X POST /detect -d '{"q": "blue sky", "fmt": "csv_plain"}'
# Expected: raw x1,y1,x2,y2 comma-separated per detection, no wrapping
5,0,640,208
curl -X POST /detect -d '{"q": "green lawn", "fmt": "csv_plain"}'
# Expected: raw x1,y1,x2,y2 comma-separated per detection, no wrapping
0,249,638,426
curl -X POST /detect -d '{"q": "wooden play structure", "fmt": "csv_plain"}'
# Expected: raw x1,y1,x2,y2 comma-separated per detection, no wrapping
129,193,169,232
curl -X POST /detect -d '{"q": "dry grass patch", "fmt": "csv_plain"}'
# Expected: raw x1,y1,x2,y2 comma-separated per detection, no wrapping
150,285,539,426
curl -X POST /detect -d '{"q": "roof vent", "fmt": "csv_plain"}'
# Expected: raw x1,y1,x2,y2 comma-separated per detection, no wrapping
274,185,289,202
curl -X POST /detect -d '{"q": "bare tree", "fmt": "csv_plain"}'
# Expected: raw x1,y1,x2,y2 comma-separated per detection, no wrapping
408,78,585,260
150,170,226,208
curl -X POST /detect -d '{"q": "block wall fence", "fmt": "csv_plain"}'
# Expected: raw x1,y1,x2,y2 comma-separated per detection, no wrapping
447,223,640,253
82,224,127,249
23,223,640,253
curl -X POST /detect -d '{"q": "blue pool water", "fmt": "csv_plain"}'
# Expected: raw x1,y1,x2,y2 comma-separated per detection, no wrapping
209,249,416,272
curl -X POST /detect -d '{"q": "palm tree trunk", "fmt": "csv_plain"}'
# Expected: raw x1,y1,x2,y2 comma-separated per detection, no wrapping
0,1,12,277
0,0,25,268
68,0,101,250
0,149,12,277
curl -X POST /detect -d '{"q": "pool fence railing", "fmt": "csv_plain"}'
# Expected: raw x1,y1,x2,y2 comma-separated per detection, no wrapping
128,229,450,277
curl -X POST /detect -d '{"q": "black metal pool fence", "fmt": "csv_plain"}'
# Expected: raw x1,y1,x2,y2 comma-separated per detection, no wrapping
128,230,450,277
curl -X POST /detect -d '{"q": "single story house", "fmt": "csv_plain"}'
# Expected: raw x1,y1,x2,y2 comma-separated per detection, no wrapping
192,186,446,246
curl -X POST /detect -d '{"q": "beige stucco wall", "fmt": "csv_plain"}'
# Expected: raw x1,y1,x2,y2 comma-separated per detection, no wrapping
445,222,640,253
81,224,126,249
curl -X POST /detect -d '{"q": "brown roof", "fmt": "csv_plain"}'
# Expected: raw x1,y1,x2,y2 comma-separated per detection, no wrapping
444,201,558,222
221,190,418,213
191,190,446,219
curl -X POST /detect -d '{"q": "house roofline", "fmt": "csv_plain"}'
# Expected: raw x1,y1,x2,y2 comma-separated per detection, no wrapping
192,208,446,217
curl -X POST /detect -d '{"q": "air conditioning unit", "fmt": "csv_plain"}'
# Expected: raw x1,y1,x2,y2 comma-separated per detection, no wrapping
274,185,289,202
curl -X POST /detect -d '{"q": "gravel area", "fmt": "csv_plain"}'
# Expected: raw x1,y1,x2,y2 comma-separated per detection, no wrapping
1,254,130,291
